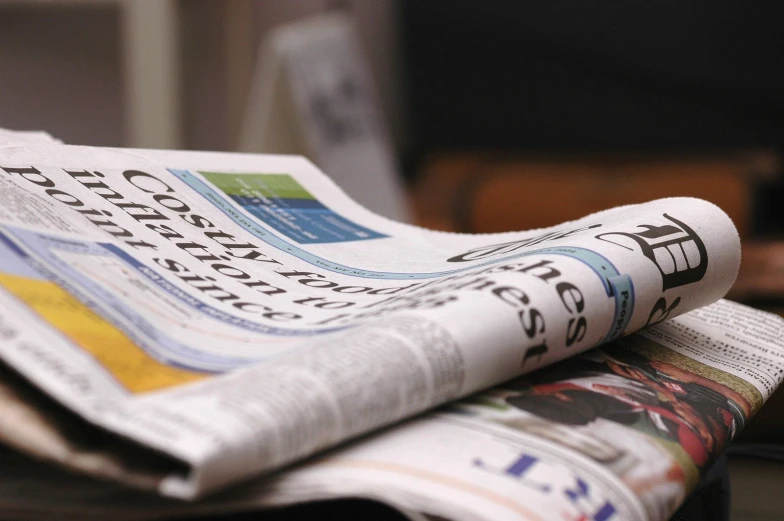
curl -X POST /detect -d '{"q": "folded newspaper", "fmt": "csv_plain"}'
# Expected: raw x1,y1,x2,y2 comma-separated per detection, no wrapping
0,129,782,521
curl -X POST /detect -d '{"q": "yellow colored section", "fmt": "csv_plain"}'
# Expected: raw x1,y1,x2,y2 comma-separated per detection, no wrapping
0,273,206,393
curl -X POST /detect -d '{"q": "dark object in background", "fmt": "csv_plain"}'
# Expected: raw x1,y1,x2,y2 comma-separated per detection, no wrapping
752,176,784,237
671,455,731,521
400,0,784,235
400,1,784,157
170,499,411,521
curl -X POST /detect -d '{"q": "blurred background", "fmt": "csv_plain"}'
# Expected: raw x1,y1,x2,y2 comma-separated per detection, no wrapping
1,1,783,519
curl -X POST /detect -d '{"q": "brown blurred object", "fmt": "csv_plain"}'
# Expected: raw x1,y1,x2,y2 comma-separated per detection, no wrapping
411,151,780,235
728,241,784,309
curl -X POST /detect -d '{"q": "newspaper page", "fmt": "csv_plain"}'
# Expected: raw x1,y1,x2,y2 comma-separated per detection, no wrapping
1,300,782,521
0,128,62,146
0,142,740,498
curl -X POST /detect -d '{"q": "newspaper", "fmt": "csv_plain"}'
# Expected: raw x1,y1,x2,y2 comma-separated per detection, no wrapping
2,299,783,521
0,134,772,516
0,129,63,146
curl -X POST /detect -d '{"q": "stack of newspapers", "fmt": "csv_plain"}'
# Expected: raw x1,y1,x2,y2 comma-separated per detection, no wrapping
0,128,782,521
